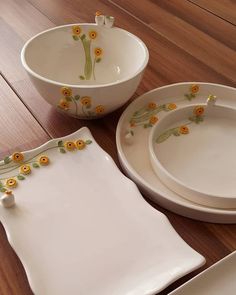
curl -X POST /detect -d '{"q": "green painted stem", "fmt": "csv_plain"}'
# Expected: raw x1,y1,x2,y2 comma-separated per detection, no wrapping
92,57,96,80
131,105,166,122
81,39,92,80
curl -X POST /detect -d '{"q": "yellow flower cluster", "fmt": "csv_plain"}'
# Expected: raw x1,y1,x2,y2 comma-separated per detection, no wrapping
72,25,98,40
94,47,102,57
179,126,189,134
95,105,105,114
81,96,91,107
59,87,72,110
194,106,204,116
190,84,199,94
167,103,177,110
64,140,86,151
72,25,81,35
5,154,50,189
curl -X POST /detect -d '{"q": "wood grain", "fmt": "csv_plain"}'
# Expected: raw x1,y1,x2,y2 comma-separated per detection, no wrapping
0,0,235,294
110,0,236,82
156,0,236,51
190,0,236,25
0,76,48,295
0,76,49,157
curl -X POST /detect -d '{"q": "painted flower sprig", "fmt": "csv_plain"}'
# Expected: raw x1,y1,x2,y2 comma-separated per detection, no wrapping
72,25,102,80
156,106,205,144
184,84,199,101
0,138,92,193
0,154,50,192
58,138,92,153
58,87,105,117
127,102,177,136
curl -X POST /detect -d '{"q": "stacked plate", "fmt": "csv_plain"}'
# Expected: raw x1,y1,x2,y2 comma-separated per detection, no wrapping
116,82,236,223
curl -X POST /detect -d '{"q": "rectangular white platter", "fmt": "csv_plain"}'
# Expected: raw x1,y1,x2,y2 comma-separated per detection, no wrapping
0,127,205,295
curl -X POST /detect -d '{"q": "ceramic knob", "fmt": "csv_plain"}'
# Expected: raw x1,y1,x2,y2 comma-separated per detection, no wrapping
1,191,15,208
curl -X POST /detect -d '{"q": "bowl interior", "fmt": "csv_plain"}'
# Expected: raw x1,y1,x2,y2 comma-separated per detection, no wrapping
23,24,148,86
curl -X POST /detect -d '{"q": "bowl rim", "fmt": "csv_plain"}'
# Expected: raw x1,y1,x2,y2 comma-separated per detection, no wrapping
21,23,149,88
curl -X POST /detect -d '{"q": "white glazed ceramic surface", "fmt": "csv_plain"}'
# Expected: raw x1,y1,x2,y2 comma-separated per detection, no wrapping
169,251,236,295
21,24,149,119
0,127,205,295
116,82,236,223
149,101,236,209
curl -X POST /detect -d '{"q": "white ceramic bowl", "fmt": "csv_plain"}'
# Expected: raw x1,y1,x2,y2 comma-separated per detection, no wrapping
21,24,149,119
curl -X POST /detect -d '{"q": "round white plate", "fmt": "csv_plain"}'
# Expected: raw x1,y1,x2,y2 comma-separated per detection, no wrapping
149,100,236,209
116,82,236,223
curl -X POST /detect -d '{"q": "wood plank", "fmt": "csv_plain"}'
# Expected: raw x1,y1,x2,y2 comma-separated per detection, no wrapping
145,199,236,293
0,75,49,295
154,0,236,51
0,75,49,157
110,0,236,82
190,0,236,25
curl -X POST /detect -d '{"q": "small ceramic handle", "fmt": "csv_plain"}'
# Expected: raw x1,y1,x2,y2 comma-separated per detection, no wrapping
207,95,217,107
105,16,115,28
95,12,115,28
95,11,105,26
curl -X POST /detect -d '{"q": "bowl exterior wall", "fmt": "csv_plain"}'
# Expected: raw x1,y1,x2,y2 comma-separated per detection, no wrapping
26,71,144,119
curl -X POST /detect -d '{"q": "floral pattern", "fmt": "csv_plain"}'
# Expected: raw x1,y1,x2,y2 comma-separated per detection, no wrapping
127,102,177,137
20,164,31,175
125,85,202,138
6,178,17,189
57,87,105,118
72,26,102,80
156,106,204,144
39,156,50,166
184,84,200,101
0,139,92,194
12,152,24,163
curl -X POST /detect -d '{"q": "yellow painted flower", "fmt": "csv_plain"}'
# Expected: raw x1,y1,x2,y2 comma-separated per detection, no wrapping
148,102,157,109
61,87,72,97
130,120,135,127
64,141,76,151
39,156,50,166
194,106,204,116
149,116,158,125
94,47,102,56
179,126,189,134
81,96,91,107
95,105,105,114
12,152,24,163
168,103,177,110
6,178,17,188
72,25,81,35
59,99,70,110
20,164,31,175
95,11,102,16
76,140,86,150
190,84,199,94
89,30,97,39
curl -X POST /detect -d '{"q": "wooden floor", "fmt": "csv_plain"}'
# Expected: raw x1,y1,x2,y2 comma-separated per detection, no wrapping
0,0,236,294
